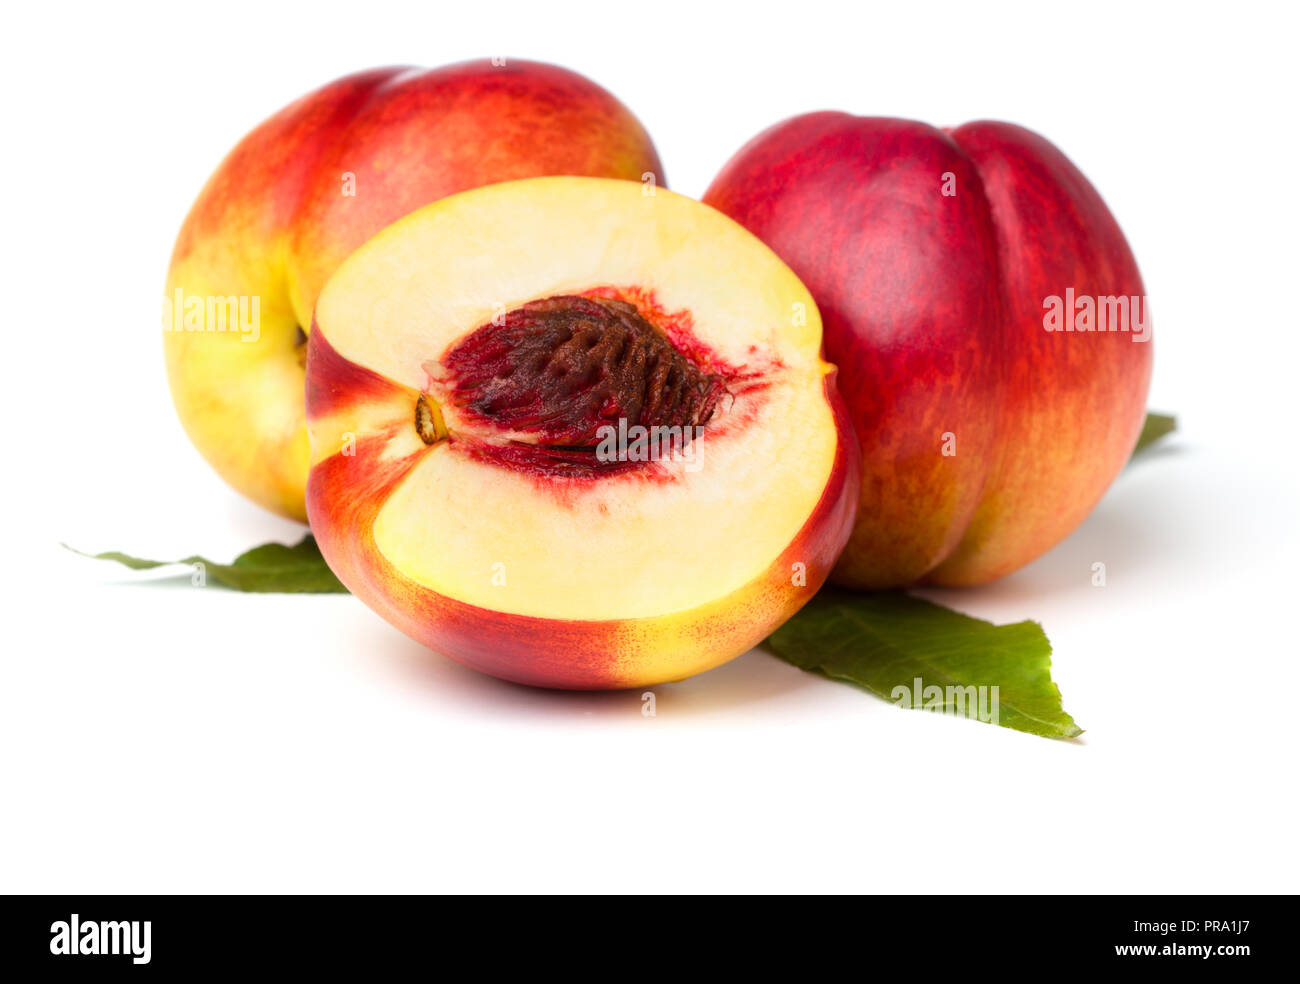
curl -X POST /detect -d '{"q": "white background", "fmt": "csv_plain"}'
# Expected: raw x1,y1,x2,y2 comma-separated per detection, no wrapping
3,0,1297,893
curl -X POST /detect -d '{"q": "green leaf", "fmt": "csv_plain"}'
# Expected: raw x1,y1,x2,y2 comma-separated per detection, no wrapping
1132,411,1176,456
65,534,348,593
767,589,1082,739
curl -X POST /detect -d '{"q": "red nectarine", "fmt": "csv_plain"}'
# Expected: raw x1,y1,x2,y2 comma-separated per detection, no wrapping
705,114,1152,588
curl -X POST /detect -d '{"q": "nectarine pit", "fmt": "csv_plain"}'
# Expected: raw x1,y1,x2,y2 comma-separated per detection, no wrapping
424,295,727,460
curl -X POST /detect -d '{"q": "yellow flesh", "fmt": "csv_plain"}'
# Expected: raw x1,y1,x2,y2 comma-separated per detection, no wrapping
312,177,838,621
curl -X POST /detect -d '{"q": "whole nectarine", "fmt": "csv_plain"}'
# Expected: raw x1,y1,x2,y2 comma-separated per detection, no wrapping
164,60,664,520
704,115,1152,588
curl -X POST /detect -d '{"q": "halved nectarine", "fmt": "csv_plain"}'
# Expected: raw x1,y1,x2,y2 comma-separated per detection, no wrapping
305,177,859,689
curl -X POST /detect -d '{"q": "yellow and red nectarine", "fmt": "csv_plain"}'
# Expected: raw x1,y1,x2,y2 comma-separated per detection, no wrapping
164,60,663,520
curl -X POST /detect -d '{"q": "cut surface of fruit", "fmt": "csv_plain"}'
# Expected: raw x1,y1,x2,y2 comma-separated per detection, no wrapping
306,177,858,688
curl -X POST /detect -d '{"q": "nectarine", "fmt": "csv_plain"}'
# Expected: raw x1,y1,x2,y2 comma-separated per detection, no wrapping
305,177,859,689
705,115,1153,588
163,60,664,520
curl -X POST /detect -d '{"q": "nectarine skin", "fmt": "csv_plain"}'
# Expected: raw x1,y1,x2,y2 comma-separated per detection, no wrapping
164,60,664,521
704,114,1153,588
